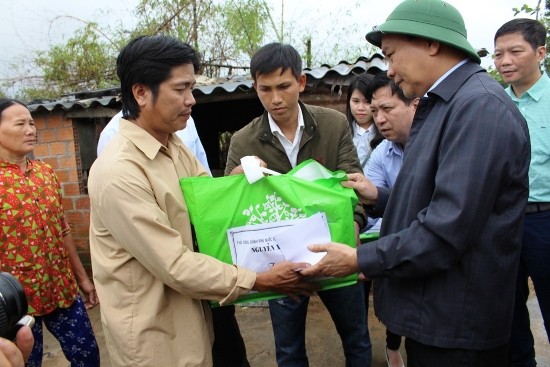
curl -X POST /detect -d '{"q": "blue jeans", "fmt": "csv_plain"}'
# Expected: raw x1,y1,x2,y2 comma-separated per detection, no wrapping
27,296,99,367
509,210,550,367
268,283,371,367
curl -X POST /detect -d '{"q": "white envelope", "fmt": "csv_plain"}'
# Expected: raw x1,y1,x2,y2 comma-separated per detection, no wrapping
274,212,329,265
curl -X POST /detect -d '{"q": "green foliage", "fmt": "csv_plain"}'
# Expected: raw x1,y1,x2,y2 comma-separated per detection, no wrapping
18,22,118,102
132,0,212,47
223,0,270,57
131,0,270,76
9,0,379,101
486,65,507,87
513,3,539,16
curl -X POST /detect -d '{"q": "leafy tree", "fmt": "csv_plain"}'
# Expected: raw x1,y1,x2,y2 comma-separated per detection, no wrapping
16,22,118,102
224,0,270,58
10,0,272,101
8,0,377,101
131,0,271,76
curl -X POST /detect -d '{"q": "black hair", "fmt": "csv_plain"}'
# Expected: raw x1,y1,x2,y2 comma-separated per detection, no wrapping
494,18,546,51
346,73,374,123
116,34,201,120
0,98,28,124
345,73,384,150
366,72,416,106
250,43,302,82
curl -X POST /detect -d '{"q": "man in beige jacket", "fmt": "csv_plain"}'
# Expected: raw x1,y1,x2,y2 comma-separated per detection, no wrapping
88,35,316,367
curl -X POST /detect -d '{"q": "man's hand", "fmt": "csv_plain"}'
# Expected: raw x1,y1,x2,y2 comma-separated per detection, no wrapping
0,326,34,367
300,243,359,278
229,156,268,176
78,278,99,309
229,165,245,175
342,173,378,205
254,261,319,300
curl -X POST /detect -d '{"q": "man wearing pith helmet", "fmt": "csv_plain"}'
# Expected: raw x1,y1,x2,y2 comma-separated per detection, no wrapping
300,0,531,366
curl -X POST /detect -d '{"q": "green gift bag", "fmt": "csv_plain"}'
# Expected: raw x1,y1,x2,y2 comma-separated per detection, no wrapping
180,159,359,305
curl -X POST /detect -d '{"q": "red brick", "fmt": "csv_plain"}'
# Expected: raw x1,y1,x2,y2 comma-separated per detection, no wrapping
33,144,48,158
74,223,90,237
42,157,59,169
66,210,84,224
33,116,47,129
56,170,69,183
75,196,90,210
64,169,79,182
62,183,81,196
59,155,77,169
46,115,64,129
66,143,76,155
49,142,66,156
57,127,75,141
62,197,73,210
38,129,56,143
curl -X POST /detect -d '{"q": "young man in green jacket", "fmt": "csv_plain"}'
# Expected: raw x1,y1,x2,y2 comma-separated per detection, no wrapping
225,42,372,367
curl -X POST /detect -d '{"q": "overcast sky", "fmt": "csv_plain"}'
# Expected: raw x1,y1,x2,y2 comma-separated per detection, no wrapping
0,0,539,94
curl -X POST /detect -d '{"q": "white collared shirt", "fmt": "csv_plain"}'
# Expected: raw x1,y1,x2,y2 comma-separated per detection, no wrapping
352,122,377,174
268,105,305,168
97,111,211,175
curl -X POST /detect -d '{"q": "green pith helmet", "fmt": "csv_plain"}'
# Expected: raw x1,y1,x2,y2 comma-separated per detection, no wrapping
365,0,481,64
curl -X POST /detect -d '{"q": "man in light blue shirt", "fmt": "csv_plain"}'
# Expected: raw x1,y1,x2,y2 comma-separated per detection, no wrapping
366,141,403,189
98,111,211,175
494,18,550,367
366,73,417,190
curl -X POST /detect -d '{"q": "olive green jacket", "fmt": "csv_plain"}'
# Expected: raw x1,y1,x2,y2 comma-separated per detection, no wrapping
225,101,367,228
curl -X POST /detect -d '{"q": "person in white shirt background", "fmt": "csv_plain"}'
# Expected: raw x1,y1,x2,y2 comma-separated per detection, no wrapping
345,73,384,175
97,110,211,176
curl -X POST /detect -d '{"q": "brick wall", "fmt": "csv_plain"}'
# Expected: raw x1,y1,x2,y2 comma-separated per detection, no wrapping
33,112,93,275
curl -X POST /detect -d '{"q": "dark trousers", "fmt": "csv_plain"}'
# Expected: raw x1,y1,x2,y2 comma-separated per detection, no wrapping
387,330,402,351
212,305,250,367
405,338,508,367
509,210,550,367
366,280,402,351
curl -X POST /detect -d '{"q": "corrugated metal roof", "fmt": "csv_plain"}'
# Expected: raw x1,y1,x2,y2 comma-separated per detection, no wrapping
28,54,386,113
304,55,387,79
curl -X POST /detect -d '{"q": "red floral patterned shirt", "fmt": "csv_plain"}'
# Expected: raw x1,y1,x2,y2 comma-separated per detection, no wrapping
0,158,78,316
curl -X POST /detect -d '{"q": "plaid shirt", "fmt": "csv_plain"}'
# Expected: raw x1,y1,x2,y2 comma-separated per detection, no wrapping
0,158,78,315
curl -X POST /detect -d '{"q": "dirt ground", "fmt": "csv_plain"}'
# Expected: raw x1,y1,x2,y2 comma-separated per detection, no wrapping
42,290,549,367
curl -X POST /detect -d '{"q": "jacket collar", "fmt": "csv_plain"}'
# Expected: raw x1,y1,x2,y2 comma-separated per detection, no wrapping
427,61,485,103
119,118,185,160
259,100,317,144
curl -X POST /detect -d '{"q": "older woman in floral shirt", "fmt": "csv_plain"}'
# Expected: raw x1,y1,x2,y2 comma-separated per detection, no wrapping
0,98,99,366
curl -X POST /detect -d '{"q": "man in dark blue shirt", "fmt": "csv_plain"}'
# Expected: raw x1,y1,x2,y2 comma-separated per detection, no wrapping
301,1,531,365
